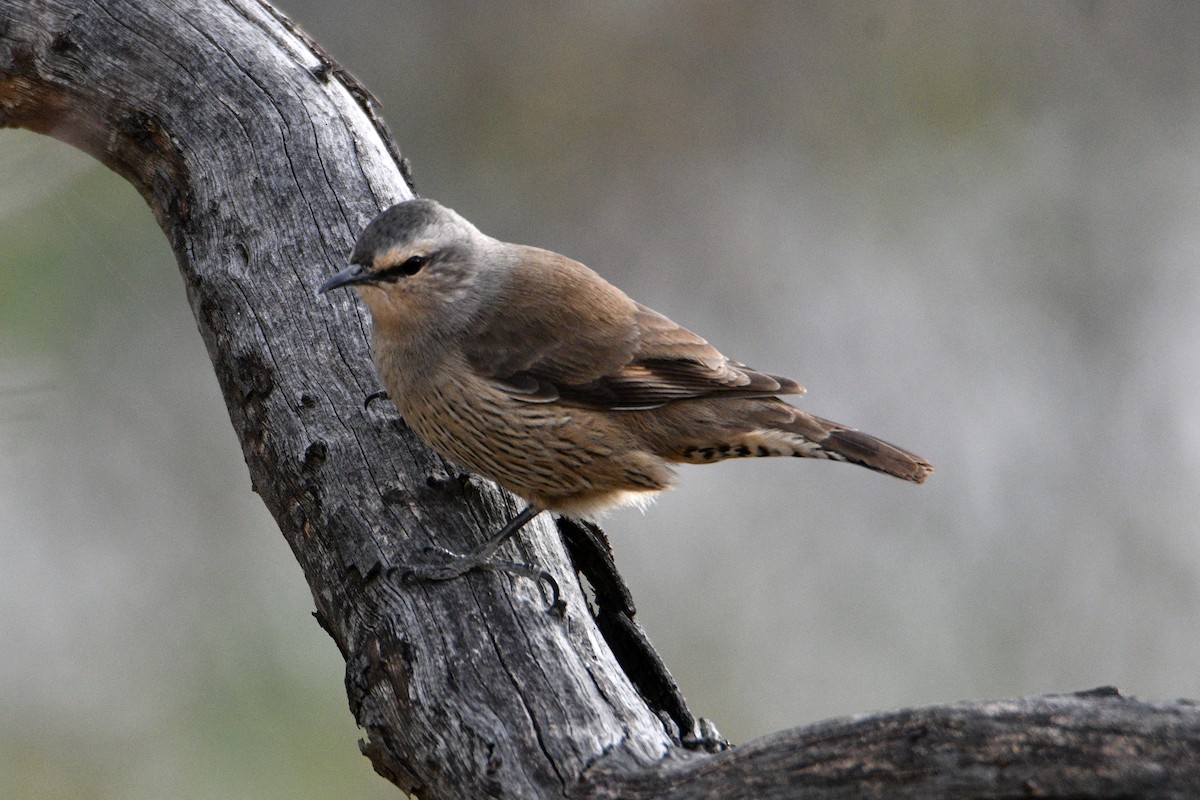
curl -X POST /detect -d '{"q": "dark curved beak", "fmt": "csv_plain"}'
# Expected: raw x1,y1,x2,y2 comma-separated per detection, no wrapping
317,264,370,295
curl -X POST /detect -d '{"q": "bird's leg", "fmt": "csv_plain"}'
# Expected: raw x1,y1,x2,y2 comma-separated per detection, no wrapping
402,505,561,608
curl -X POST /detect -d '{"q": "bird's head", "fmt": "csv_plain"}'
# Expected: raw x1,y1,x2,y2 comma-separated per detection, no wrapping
319,199,494,336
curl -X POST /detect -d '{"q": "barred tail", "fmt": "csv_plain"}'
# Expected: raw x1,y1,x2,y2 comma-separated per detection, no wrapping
671,404,933,484
800,414,933,483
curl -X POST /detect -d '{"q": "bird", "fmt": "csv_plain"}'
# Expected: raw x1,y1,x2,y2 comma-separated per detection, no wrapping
319,199,932,587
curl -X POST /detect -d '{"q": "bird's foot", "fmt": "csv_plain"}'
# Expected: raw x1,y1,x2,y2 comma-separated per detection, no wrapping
401,545,563,613
681,717,732,753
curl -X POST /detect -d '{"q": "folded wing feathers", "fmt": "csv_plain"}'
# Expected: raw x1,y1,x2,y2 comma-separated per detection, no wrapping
473,255,805,410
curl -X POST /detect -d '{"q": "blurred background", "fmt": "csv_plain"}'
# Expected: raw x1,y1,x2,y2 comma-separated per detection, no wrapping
3,2,1200,797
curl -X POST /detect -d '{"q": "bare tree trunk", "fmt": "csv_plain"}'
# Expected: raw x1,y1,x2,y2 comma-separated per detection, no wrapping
2,1,1197,798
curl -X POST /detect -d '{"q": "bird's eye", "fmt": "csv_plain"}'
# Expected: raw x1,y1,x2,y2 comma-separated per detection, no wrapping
377,253,430,282
399,254,429,275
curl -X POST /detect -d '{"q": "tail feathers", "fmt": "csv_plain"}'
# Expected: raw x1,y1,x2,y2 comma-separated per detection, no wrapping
671,409,933,484
773,411,930,483
813,419,933,483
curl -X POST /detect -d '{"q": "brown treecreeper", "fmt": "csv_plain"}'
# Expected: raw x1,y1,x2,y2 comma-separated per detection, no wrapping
320,199,932,591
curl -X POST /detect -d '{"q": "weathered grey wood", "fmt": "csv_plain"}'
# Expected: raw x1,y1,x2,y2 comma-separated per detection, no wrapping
580,690,1200,799
3,2,1198,798
0,1,674,797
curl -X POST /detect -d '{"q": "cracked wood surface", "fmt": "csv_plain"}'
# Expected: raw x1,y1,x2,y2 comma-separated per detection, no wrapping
3,1,1199,798
0,1,674,796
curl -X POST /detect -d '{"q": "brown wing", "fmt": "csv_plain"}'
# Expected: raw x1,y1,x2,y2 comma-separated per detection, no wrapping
463,246,804,410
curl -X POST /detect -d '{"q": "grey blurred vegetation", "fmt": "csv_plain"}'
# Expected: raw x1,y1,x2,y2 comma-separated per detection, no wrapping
3,2,1199,797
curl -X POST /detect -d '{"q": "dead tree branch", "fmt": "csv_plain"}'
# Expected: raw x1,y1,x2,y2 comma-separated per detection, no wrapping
2,2,1197,797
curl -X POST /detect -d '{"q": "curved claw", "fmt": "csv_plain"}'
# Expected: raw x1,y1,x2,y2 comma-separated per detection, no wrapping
363,389,390,410
482,558,563,613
